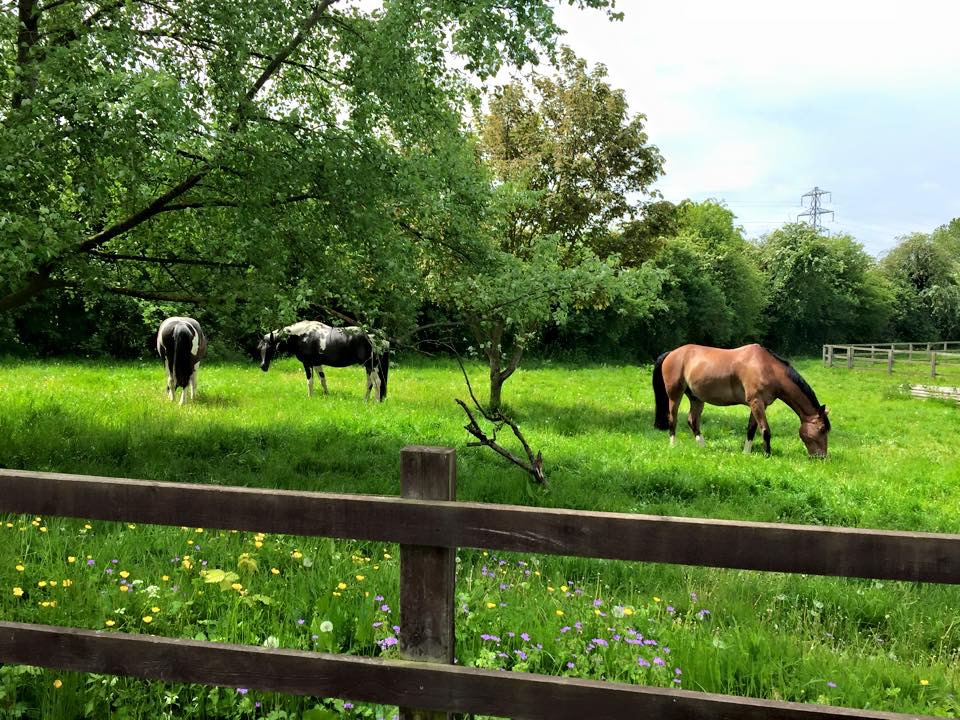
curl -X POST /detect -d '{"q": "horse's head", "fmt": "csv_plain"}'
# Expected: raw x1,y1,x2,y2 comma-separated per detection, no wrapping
257,331,278,371
799,405,831,458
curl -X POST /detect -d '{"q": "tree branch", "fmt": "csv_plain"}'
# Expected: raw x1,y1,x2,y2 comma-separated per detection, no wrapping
86,251,247,269
106,287,205,304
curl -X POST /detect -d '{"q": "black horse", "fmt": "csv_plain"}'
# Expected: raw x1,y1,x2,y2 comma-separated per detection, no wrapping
257,321,389,401
157,316,208,405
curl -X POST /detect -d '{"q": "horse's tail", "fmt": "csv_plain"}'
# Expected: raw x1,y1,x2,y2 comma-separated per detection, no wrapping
652,351,670,430
376,341,390,401
172,324,194,389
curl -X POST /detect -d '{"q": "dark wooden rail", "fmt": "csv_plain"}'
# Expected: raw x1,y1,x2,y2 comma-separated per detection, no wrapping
1,447,956,719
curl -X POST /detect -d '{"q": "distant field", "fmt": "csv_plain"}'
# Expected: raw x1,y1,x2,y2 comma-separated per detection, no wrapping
1,355,958,718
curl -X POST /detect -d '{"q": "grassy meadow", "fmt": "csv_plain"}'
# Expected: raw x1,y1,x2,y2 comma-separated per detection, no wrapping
1,354,959,718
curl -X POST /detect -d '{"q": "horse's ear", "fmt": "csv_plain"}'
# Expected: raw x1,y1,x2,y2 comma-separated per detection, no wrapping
821,404,829,415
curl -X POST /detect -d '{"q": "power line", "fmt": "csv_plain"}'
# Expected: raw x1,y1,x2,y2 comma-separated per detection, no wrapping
798,186,834,230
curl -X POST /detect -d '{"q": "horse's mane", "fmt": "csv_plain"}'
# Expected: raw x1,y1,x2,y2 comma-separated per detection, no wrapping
767,349,829,428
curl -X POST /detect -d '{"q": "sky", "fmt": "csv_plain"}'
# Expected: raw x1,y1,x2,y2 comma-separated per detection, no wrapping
552,0,960,257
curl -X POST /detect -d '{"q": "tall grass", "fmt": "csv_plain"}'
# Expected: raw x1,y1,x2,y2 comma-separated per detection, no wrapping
1,356,958,718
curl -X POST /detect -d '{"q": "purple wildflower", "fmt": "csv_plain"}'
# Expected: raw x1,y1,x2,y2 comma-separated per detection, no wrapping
86,559,95,566
375,595,384,602
104,568,113,574
666,605,675,614
592,638,609,647
560,626,571,634
373,621,384,628
566,661,575,669
514,650,527,660
827,681,837,688
380,604,391,612
674,667,682,675
236,688,248,695
698,609,711,619
593,598,602,607
637,657,651,668
520,632,530,642
344,702,354,709
379,636,398,648
653,656,665,666
297,618,305,625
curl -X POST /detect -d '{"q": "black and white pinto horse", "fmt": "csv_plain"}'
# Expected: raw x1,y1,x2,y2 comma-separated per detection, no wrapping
257,321,389,401
157,316,208,405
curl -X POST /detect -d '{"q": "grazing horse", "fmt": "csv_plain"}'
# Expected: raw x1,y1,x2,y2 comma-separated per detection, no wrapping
652,343,830,457
157,317,207,405
257,320,389,401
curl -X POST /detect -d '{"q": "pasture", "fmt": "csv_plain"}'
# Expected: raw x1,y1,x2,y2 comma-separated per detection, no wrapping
1,355,959,718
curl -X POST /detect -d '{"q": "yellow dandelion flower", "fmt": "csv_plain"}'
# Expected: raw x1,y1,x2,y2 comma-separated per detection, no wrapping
161,575,170,581
105,619,116,627
181,559,192,570
120,585,130,593
37,581,47,588
67,556,76,564
355,575,365,582
151,606,160,613
39,527,48,533
254,541,263,548
332,591,341,597
486,602,496,609
383,553,392,560
653,596,661,603
373,565,380,570
231,583,243,591
49,580,57,587
920,679,930,686
337,582,347,590
5,522,12,528
594,609,601,616
119,571,130,579
364,591,369,597
291,551,303,560
53,679,62,689
142,615,153,623
127,524,136,529
12,587,23,597
31,520,39,527
271,568,280,575
41,601,52,607
84,524,92,530
195,528,204,533
623,607,635,616
555,609,564,616
61,579,72,587
482,552,488,557
15,564,24,572
547,586,555,593
534,571,541,576
560,585,569,593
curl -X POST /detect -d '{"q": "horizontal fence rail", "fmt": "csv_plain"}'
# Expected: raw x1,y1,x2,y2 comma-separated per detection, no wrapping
0,622,934,720
2,469,960,583
823,342,960,378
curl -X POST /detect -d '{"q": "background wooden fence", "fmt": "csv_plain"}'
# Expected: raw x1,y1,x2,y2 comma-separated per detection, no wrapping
2,446,958,719
823,341,960,378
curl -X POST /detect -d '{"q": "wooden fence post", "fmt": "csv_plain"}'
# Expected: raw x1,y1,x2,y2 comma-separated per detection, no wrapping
931,352,937,379
847,347,854,369
888,349,894,375
399,446,457,720
827,346,834,367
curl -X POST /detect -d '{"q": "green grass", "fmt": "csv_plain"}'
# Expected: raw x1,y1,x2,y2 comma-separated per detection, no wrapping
1,356,959,718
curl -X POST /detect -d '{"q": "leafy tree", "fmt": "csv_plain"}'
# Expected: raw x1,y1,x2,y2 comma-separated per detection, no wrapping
433,49,664,410
880,223,960,341
1,0,618,339
757,223,893,352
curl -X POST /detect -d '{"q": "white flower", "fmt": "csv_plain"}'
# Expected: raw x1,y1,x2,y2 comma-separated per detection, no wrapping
144,585,160,598
263,635,280,648
319,620,334,633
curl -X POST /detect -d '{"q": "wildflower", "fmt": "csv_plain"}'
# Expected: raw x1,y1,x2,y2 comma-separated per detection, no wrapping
271,568,280,575
344,702,354,709
319,620,334,633
547,586,555,593
105,620,116,627
920,679,929,686
380,604,390,612
291,551,303,560
383,553,391,559
653,596,661,603
84,524,92,530
356,575,365,582
827,681,837,688
53,679,63,689
520,632,530,642
120,585,130,593
15,564,24,572
104,568,113,575
337,582,347,590
231,583,243,591
666,605,675,615
514,650,527,660
592,638,608,647
297,618,305,625
555,610,564,616
697,609,711,619
12,587,23,597
378,636,398,648
161,575,170,582
653,656,665,666
86,559,95,566
560,585,569,593
263,636,280,648
151,607,160,613
637,657,650,667
236,688,248,695
142,615,153,623
486,602,496,609
566,661,575,669
37,581,47,588
559,626,571,634
39,527,48,533
67,556,76,564
593,598,602,607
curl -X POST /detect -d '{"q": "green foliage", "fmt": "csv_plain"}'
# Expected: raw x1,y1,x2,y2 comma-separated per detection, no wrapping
1,0,616,334
758,224,894,353
880,223,960,341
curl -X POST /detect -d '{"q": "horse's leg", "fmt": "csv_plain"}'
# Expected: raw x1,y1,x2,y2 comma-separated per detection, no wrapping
304,364,313,397
686,397,706,447
748,400,772,456
165,361,175,402
190,361,199,400
316,366,328,395
667,394,682,447
744,414,758,454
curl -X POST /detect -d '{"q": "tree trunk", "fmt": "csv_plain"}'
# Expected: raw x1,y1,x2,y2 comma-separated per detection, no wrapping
489,366,505,414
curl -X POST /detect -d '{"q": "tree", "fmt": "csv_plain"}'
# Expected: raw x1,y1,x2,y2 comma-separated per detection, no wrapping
757,223,893,352
880,223,960,341
1,0,619,335
433,49,664,410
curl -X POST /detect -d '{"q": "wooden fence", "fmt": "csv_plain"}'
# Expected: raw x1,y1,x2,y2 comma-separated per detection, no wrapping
823,341,960,378
2,447,959,719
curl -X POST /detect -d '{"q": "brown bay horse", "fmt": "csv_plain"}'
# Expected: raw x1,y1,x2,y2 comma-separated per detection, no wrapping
652,344,830,457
